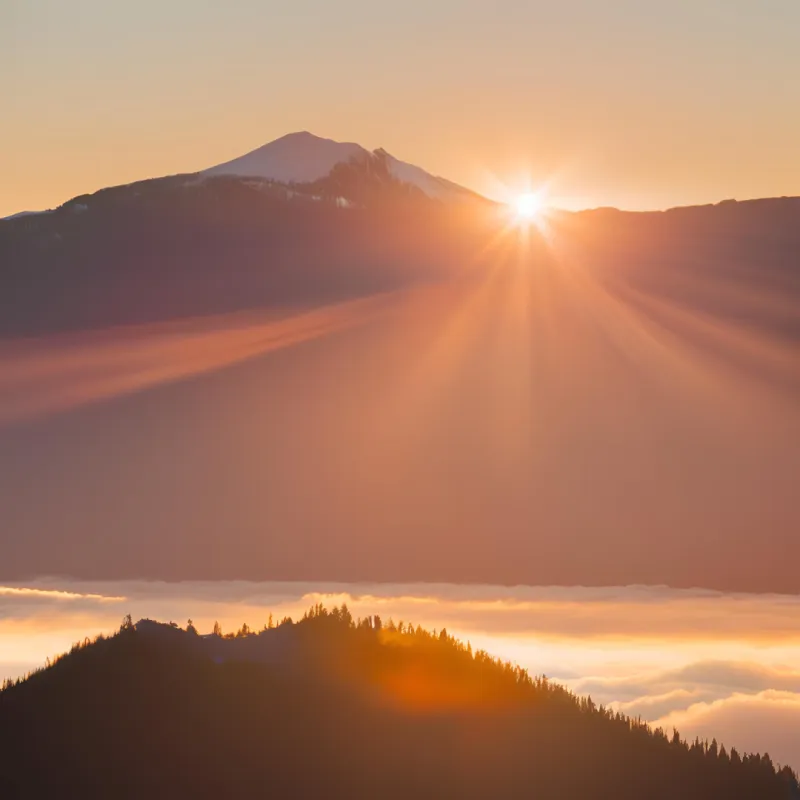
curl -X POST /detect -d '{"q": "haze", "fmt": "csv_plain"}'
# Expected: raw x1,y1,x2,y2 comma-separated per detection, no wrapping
1,204,798,590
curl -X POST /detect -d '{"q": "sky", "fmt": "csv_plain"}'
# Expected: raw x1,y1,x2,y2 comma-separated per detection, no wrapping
2,0,799,216
3,580,800,771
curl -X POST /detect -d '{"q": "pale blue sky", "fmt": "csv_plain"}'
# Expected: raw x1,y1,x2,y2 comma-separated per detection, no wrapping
2,0,799,213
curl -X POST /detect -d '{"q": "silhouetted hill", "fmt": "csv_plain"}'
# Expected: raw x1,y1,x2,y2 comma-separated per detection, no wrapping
1,153,797,342
0,168,496,337
1,608,797,799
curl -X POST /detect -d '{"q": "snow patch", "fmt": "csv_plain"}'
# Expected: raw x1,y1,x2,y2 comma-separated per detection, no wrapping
203,131,368,184
181,174,210,188
378,149,469,201
202,131,478,203
1,209,53,221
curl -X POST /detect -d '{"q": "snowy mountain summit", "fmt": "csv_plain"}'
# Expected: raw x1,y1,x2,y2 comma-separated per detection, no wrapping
203,131,478,202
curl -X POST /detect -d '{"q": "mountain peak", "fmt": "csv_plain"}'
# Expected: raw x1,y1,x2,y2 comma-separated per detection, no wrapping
275,130,350,145
203,132,479,202
203,132,368,185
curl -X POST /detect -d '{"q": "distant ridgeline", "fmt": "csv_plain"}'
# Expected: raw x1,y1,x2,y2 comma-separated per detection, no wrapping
1,606,797,799
0,163,496,338
3,149,798,342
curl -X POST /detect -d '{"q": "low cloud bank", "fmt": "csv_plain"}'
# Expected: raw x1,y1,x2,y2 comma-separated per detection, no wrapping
2,580,799,770
654,691,800,770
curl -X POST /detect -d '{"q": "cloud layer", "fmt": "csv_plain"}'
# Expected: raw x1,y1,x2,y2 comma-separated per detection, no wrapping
2,580,799,770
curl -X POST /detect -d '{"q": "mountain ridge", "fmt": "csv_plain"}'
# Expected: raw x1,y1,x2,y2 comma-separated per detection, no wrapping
203,130,482,202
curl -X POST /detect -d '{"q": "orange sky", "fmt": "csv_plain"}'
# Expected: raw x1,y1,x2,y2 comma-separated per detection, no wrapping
2,1,799,216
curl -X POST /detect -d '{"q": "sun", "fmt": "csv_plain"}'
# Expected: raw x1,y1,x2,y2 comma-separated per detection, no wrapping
514,192,544,221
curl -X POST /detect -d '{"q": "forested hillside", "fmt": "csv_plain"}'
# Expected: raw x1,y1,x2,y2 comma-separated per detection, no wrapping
1,607,797,798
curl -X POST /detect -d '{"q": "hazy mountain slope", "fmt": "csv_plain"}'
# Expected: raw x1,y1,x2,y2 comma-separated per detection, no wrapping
0,210,51,221
1,613,796,799
0,171,494,337
0,194,798,592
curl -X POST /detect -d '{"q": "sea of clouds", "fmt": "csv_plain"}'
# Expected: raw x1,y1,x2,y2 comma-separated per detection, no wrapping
2,580,799,771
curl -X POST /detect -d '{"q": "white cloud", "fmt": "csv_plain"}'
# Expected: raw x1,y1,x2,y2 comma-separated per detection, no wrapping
655,691,800,769
0,585,124,601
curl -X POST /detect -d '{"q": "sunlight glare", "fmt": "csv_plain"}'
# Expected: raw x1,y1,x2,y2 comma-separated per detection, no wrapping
514,192,544,223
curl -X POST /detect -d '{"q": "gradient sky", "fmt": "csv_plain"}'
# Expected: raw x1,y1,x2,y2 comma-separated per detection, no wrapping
2,0,799,216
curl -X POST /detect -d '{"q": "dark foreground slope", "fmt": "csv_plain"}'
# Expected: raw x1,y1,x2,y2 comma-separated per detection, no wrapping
1,610,797,799
0,162,497,338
